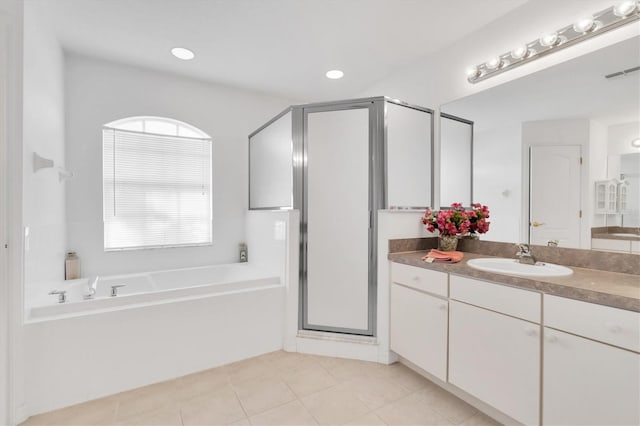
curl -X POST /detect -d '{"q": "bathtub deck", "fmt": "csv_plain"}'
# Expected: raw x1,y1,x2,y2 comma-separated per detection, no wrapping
20,351,497,426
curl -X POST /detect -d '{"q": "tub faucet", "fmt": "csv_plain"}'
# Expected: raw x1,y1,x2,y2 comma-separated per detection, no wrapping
84,276,99,300
516,244,537,265
49,290,67,303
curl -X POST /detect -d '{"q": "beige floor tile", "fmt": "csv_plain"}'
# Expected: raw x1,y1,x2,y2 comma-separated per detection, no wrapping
180,387,246,426
21,397,118,426
225,357,278,385
280,364,338,397
115,380,180,421
343,412,387,426
300,383,370,425
318,358,385,382
345,375,410,410
459,412,502,426
416,384,478,425
375,393,452,426
177,367,230,401
383,363,432,392
116,407,182,426
249,400,318,426
232,375,296,417
269,352,321,373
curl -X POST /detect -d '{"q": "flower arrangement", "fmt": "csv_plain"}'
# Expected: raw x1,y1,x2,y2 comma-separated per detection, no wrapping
421,202,490,237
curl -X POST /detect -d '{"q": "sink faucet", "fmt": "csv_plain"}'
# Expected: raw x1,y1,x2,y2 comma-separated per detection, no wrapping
516,244,537,265
84,276,99,300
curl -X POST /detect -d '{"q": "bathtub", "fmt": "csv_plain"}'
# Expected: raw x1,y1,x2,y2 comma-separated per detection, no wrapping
28,263,281,321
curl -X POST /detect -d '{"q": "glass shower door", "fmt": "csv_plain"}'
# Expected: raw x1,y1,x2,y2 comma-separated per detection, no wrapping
302,103,375,335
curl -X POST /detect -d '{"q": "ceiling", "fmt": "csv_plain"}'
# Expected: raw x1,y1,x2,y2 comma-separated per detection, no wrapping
443,36,640,130
33,0,528,102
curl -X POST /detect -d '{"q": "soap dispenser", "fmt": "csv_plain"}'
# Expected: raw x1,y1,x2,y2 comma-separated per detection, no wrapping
239,243,248,263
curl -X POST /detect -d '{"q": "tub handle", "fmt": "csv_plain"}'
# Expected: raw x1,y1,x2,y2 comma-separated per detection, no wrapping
110,284,126,297
49,290,67,303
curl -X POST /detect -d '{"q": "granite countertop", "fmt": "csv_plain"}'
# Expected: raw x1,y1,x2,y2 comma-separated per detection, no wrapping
388,251,640,312
592,233,640,241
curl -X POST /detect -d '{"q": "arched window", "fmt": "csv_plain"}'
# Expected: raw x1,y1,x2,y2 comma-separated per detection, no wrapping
102,116,212,250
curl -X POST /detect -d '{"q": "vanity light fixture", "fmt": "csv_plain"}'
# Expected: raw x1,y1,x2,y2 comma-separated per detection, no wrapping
632,138,640,148
325,69,344,79
171,47,195,61
466,2,640,83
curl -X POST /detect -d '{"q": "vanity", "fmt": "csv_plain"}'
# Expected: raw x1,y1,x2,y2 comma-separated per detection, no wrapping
388,244,639,426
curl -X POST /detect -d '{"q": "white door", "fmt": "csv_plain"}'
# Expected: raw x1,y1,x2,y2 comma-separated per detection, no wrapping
304,107,371,334
529,145,581,247
390,283,448,381
543,328,640,426
449,301,540,425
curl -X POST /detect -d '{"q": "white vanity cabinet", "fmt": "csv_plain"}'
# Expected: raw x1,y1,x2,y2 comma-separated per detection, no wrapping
389,263,448,381
543,295,640,426
448,276,541,426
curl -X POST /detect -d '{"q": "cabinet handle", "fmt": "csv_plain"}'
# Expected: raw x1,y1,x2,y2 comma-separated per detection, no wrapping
438,304,448,311
525,327,538,337
608,324,622,333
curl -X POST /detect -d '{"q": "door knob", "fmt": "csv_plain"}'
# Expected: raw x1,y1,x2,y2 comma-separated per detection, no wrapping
531,221,546,227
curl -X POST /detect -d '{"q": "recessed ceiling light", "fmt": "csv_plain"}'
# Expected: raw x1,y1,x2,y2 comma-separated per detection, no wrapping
171,47,195,61
326,70,344,79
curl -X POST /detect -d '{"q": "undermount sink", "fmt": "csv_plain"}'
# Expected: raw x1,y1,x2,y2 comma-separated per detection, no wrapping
467,258,573,277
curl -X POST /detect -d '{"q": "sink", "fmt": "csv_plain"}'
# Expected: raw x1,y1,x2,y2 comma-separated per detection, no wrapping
467,258,573,277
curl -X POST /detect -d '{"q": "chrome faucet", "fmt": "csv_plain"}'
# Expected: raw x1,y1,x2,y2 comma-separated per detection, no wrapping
84,276,99,300
110,284,126,297
516,244,537,265
49,290,67,303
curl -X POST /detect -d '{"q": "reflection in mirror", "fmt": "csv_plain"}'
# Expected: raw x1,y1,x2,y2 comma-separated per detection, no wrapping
440,114,472,208
441,36,640,250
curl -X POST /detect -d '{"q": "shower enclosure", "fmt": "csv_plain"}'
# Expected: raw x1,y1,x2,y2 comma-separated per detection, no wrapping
249,97,433,336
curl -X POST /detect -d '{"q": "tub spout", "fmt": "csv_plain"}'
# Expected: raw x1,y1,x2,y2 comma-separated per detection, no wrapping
84,276,99,300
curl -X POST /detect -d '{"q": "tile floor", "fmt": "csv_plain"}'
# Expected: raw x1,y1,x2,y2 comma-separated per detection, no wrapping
21,351,501,426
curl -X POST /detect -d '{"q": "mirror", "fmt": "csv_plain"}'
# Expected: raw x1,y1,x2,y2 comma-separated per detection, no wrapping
441,36,640,250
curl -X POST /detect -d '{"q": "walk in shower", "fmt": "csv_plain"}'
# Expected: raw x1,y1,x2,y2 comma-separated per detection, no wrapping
249,97,433,336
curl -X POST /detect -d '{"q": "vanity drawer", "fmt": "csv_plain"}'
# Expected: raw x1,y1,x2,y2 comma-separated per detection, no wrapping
450,275,540,323
545,295,640,352
390,262,448,297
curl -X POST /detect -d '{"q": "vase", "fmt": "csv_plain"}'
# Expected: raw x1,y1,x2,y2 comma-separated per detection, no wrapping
438,235,458,251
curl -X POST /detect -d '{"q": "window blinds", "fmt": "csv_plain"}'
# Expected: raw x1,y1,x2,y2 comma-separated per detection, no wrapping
103,128,212,250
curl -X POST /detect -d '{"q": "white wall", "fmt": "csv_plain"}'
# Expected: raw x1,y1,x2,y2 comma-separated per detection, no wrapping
64,53,294,277
474,123,522,243
22,1,66,290
608,121,640,159
589,121,608,228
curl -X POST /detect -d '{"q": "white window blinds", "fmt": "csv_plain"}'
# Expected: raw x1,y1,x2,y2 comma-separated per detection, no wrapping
103,127,212,250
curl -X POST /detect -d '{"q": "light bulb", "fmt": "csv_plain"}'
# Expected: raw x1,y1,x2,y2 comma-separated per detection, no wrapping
540,32,560,47
613,0,638,17
486,56,503,70
171,47,195,60
325,70,344,79
573,17,596,33
511,45,529,60
466,66,480,79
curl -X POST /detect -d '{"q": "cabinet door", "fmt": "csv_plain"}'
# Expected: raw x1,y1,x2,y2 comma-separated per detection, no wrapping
544,328,640,426
449,301,539,425
390,283,448,381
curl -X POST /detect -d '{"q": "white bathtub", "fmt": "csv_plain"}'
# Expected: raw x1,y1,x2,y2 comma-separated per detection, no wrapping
29,263,281,321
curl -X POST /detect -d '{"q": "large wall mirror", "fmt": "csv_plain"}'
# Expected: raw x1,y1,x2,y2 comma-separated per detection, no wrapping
440,35,640,250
